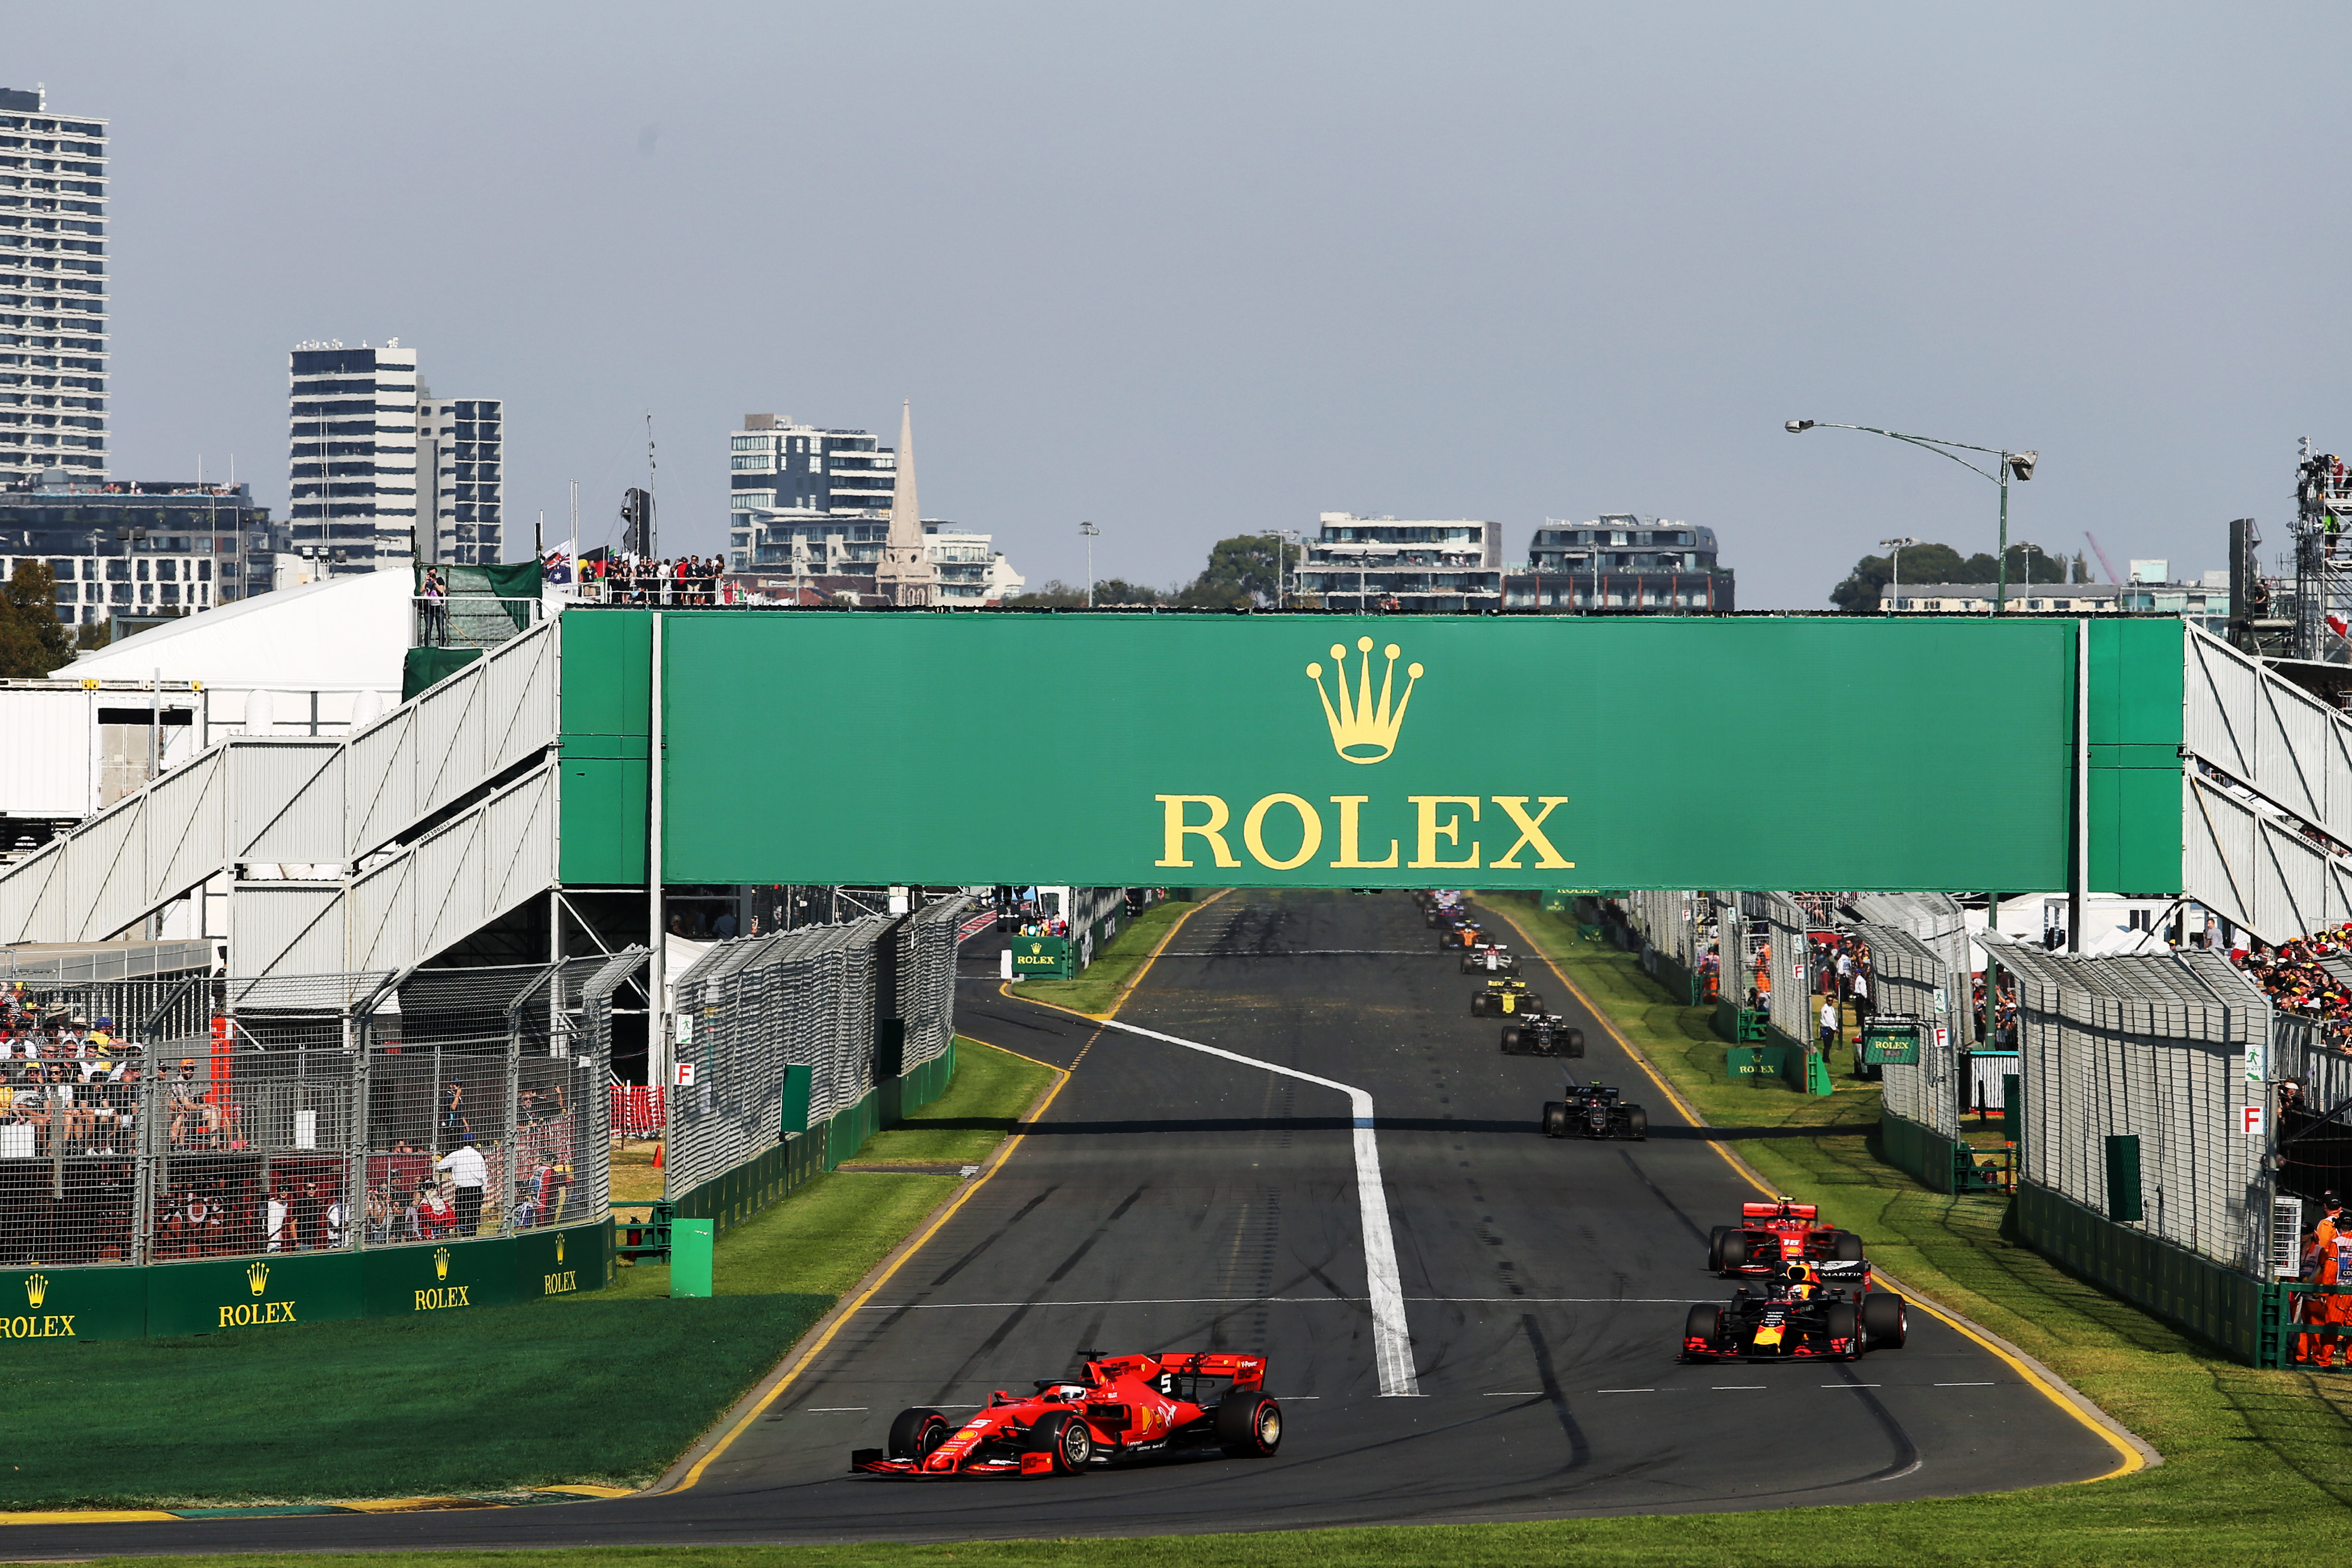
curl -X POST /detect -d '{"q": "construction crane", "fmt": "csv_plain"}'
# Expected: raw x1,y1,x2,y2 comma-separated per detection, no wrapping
2083,531,2121,585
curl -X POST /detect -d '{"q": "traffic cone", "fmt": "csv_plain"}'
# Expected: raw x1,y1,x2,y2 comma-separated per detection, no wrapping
652,1140,664,1170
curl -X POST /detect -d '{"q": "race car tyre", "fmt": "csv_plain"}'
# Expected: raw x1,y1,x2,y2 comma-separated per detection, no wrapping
1026,1412,1094,1474
1565,1027,1586,1058
887,1408,951,1461
1707,1225,1729,1271
1625,1105,1649,1141
1526,994,1546,1014
1500,1024,1522,1054
1862,1291,1908,1348
1823,1301,1862,1359
1833,1230,1866,1262
1542,1100,1568,1137
1461,955,1476,974
1426,912,1440,927
1471,993,1491,1017
1683,1302,1722,1348
1216,1393,1284,1457
1719,1231,1753,1270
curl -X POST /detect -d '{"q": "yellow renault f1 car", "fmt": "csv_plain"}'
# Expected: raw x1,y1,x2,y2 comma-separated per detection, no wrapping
1470,977,1547,1017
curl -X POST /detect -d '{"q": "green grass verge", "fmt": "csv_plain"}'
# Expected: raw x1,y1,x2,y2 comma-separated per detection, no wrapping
1005,898,1200,1015
846,1039,1057,1166
0,1045,1047,1511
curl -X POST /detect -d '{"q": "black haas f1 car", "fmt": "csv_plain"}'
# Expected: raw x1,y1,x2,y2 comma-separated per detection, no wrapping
1541,1080,1647,1140
1470,977,1546,1017
1708,1199,1866,1275
1499,1013,1584,1057
850,1351,1282,1478
1681,1260,1908,1361
1460,940,1520,975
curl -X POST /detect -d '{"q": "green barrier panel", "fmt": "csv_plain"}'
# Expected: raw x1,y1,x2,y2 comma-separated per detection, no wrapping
1725,1044,1793,1083
514,1219,611,1298
670,1218,714,1298
146,1251,365,1338
1877,1108,1959,1194
1009,936,1072,978
1654,950,1703,1008
0,1263,148,1342
2015,1181,2267,1363
2105,1134,2144,1222
361,1235,522,1318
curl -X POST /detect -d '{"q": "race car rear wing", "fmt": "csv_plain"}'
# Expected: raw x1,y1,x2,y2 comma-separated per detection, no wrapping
1089,1351,1267,1391
1742,1201,1819,1222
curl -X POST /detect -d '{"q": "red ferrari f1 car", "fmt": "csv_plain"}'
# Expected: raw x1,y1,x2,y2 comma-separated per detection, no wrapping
849,1351,1284,1478
1708,1198,1866,1276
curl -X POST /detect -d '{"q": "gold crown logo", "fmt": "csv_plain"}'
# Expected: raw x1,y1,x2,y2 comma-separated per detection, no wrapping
1307,637,1423,764
434,1247,451,1281
247,1260,270,1296
24,1273,46,1308
554,1232,565,1264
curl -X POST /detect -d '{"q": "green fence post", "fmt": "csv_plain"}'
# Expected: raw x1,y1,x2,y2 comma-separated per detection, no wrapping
670,1218,714,1298
780,1064,813,1136
2104,1134,2144,1223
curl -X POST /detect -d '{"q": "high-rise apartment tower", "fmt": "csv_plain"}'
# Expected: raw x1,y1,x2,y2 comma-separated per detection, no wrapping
289,342,502,572
0,86,108,488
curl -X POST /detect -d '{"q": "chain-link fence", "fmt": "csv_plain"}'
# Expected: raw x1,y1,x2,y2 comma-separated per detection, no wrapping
1752,892,1813,1045
1854,922,1963,1138
0,951,638,1269
666,897,967,1202
1994,939,2271,1274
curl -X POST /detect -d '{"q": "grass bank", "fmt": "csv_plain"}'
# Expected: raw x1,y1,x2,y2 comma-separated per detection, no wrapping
1,1041,1046,1511
1005,897,1202,1015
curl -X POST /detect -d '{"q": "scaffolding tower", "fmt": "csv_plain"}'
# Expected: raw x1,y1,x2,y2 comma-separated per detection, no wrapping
2293,437,2352,662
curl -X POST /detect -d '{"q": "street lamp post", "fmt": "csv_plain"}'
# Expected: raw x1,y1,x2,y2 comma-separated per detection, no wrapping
1789,421,2038,614
2016,541,2044,593
1272,529,1303,608
1079,520,1099,608
1880,536,1919,612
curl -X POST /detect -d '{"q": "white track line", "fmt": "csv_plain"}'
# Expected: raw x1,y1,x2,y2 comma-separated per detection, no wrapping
859,1295,1690,1310
1093,1016,1422,1399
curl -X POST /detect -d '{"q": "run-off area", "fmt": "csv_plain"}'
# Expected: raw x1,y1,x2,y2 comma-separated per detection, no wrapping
686,891,2116,1537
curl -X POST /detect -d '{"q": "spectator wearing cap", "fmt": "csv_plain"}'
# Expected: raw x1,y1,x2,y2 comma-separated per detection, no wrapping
436,1135,489,1236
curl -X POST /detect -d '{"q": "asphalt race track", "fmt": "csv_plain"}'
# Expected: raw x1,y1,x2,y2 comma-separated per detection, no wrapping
8,892,2120,1556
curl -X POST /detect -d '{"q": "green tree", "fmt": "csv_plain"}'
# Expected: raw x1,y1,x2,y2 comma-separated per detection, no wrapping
0,561,75,676
1002,577,1167,608
1178,534,1285,609
1828,539,2068,612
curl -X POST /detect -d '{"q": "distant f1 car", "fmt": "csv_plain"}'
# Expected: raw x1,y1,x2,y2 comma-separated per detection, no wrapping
850,1352,1283,1478
1471,977,1546,1017
1437,919,1483,951
1460,941,1519,975
1681,1261,1908,1362
1541,1081,1647,1140
1708,1199,1867,1276
1419,891,1465,926
1499,1014,1584,1057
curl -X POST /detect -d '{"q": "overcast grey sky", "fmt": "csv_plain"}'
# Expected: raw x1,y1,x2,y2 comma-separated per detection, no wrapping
24,2,2352,606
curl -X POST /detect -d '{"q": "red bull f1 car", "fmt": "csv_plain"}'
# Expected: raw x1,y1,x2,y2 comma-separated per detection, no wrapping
849,1352,1282,1478
1681,1260,1908,1361
1708,1199,1866,1275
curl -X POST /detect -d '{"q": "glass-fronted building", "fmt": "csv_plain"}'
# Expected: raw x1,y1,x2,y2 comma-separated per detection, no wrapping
417,395,503,564
0,478,283,622
0,87,108,490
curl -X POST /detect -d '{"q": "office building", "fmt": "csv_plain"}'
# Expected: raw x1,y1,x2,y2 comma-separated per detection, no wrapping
0,86,108,490
416,392,504,564
1509,514,1735,610
1295,513,1502,611
725,407,1020,604
0,475,283,623
288,341,418,574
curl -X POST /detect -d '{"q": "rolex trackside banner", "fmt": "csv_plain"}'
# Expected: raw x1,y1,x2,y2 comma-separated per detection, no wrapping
557,611,2180,894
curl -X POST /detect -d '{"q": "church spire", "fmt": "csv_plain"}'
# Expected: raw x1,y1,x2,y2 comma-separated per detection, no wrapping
875,398,937,606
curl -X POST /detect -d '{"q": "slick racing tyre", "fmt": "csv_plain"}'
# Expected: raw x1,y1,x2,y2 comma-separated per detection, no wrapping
887,1408,951,1461
1833,1230,1867,1262
1500,1024,1523,1054
1471,993,1492,1017
1461,955,1478,974
1025,1411,1094,1474
1707,1225,1730,1271
1216,1393,1283,1457
1624,1105,1648,1141
1683,1302,1723,1351
1862,1291,1908,1348
1718,1231,1752,1271
1823,1301,1862,1359
1564,1027,1586,1058
1542,1100,1568,1137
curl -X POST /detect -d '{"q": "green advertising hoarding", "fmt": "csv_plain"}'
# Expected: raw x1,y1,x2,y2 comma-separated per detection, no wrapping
1009,936,1073,977
558,612,2186,893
